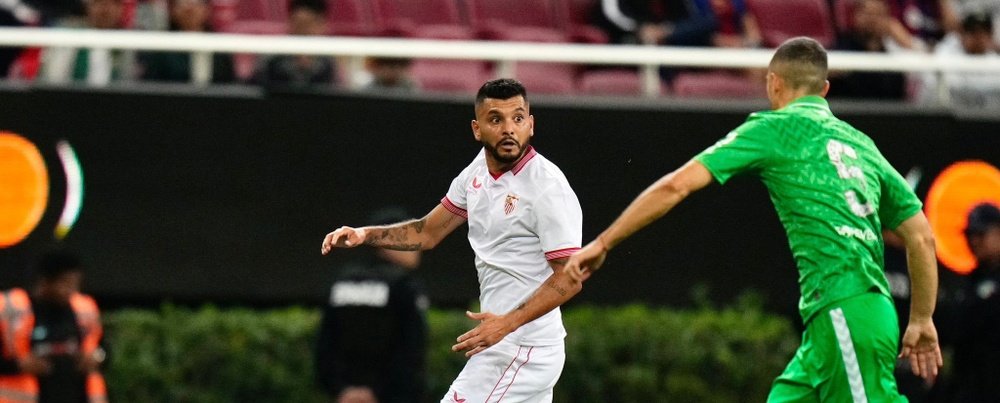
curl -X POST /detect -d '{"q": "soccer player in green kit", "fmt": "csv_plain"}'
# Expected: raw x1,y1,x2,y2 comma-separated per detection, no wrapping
452,37,943,402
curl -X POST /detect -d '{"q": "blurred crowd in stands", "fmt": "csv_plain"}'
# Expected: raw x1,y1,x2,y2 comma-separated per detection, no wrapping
0,0,998,103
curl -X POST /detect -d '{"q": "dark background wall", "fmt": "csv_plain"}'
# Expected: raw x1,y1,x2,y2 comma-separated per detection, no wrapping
1,87,997,320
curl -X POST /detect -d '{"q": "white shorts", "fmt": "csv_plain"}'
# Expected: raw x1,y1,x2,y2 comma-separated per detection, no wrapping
441,338,565,403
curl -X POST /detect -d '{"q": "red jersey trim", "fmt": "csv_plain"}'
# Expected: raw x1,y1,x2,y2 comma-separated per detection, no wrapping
440,197,468,219
545,247,580,261
512,146,537,175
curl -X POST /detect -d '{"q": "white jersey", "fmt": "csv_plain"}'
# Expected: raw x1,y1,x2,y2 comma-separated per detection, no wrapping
441,146,582,346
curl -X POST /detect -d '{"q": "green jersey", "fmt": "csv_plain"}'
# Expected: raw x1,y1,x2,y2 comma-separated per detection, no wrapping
695,96,922,322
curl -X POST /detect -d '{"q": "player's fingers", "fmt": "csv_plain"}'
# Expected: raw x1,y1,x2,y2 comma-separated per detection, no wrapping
465,311,489,321
465,344,489,358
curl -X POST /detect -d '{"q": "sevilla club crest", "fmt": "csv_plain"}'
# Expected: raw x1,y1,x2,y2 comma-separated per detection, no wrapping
504,194,519,215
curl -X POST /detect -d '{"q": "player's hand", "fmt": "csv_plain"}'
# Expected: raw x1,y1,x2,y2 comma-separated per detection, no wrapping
321,226,367,254
899,319,943,382
451,311,512,358
564,238,608,283
337,386,377,403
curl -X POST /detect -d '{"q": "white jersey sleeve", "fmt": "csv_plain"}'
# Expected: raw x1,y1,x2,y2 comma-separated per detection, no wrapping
441,153,480,218
533,176,583,261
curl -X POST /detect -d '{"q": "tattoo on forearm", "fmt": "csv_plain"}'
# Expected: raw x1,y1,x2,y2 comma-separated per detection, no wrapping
546,282,568,297
366,218,426,250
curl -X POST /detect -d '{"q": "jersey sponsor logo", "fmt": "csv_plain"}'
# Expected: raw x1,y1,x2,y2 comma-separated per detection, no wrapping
835,225,878,242
452,391,466,403
504,193,519,215
472,176,482,189
330,281,389,307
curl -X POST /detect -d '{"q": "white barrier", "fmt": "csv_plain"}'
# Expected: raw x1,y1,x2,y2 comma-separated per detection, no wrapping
2,27,999,99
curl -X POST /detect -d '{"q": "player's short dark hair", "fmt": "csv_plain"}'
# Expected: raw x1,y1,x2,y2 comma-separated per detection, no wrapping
35,250,83,281
289,0,326,15
770,37,828,94
965,202,1000,237
475,78,528,107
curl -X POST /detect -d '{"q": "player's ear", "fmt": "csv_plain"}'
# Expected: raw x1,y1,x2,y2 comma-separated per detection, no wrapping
471,119,481,141
820,80,830,97
529,115,534,137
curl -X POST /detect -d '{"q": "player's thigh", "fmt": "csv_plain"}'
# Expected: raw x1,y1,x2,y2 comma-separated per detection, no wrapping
768,350,820,403
815,293,907,403
442,341,564,403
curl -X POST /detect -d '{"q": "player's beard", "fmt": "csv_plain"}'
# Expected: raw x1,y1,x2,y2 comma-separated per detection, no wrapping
483,136,529,165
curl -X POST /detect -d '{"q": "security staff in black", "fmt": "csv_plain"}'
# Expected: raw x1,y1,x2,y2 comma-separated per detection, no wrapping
315,207,428,403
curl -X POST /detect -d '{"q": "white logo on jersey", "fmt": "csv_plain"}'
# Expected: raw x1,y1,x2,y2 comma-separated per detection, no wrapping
330,281,389,307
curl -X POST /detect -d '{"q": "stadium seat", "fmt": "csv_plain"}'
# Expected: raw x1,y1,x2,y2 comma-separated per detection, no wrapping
411,60,489,94
554,0,609,43
466,0,570,41
672,71,764,98
831,0,857,33
234,0,277,21
746,0,836,48
218,21,287,81
370,0,466,37
577,69,645,95
325,0,374,36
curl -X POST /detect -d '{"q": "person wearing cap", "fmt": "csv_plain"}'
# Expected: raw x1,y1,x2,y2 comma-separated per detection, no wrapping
315,207,428,403
945,202,1000,402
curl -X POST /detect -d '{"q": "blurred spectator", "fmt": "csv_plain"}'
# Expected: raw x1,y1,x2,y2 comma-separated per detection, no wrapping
29,0,86,26
915,11,1000,106
0,251,108,403
597,0,717,46
315,207,428,403
37,0,133,85
360,57,418,94
945,203,1000,402
0,0,41,77
700,0,762,48
886,0,950,44
137,0,235,83
828,0,921,100
252,0,335,89
947,0,1000,46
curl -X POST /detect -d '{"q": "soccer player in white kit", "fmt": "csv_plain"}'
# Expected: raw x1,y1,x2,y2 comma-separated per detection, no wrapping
321,78,584,403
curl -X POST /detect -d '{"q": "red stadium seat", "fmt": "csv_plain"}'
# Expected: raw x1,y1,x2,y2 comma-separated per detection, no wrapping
746,0,836,48
370,0,463,35
577,69,646,95
233,0,286,21
411,60,489,94
554,0,609,43
832,0,857,33
325,0,374,36
218,21,287,81
672,71,764,98
466,0,572,42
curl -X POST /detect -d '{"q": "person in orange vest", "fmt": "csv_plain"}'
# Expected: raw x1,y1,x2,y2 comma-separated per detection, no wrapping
0,251,108,403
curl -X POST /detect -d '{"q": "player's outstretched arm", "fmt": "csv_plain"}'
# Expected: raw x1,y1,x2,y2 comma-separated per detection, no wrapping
892,212,943,381
452,259,588,357
321,204,466,254
565,159,714,280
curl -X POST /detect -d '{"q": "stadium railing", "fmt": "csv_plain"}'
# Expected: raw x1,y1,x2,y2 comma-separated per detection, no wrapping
1,27,999,105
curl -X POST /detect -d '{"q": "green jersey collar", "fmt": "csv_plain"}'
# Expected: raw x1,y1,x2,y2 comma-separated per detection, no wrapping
783,95,830,113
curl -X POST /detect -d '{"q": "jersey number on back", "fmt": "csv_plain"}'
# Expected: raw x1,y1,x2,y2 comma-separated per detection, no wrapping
827,139,875,217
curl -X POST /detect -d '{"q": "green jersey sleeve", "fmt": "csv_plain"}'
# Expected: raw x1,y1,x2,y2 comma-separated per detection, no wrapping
877,153,923,230
695,116,774,185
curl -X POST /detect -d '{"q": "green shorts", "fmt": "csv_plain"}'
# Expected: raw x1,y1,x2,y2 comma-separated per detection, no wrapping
767,292,907,403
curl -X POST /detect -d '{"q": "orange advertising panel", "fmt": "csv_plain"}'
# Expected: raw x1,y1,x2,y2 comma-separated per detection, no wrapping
0,132,49,248
925,161,1000,274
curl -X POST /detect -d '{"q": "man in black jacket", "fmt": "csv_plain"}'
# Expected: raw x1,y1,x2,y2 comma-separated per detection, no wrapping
948,202,1000,402
315,207,428,403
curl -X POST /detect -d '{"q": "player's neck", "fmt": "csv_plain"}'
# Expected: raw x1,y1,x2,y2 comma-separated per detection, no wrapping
485,151,528,178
